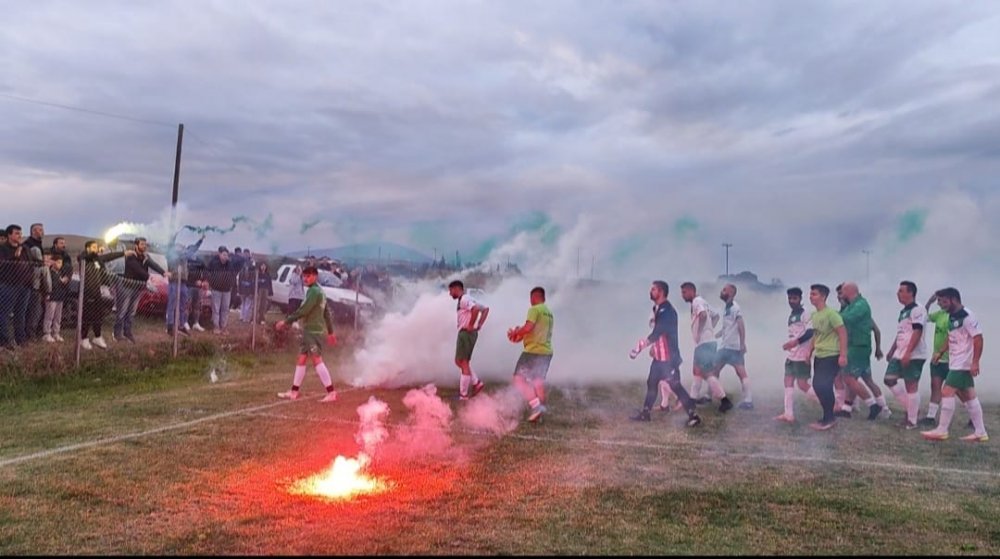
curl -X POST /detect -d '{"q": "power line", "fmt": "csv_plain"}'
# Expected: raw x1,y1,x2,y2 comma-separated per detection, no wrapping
0,92,177,128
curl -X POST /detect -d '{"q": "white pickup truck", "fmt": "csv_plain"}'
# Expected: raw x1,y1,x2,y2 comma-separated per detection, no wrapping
270,264,376,325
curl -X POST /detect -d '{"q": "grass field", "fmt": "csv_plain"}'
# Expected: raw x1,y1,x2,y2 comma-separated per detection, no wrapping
2,332,999,555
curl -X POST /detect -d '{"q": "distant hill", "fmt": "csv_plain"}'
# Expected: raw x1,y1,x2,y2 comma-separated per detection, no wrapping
287,242,431,264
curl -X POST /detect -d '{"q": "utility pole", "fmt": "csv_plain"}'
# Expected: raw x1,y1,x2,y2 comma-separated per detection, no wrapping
169,123,184,243
862,249,872,285
722,242,733,276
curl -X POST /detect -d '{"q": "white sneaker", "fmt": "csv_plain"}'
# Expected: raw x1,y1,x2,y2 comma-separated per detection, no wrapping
42,335,55,343
81,339,93,351
193,323,205,332
320,391,338,403
277,390,300,400
93,336,108,350
55,335,65,342
179,323,191,333
881,407,893,419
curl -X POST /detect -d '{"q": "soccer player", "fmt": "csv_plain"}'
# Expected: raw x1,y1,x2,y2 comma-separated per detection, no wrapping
807,284,848,431
884,281,928,429
837,282,885,420
919,291,951,427
714,283,754,410
680,282,731,413
508,286,554,422
275,266,338,402
776,287,815,423
448,280,488,400
921,287,988,442
629,281,701,426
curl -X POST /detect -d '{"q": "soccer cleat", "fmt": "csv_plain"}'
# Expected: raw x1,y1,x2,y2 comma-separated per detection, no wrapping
738,401,754,410
774,414,795,423
867,405,883,421
686,414,702,427
921,430,949,441
92,337,108,350
657,404,672,413
718,398,733,414
319,391,338,403
898,419,917,430
917,417,937,428
277,390,300,400
881,407,893,419
42,335,55,343
834,410,852,419
959,433,989,443
528,404,547,423
470,380,486,397
809,421,836,431
629,409,651,422
81,339,93,351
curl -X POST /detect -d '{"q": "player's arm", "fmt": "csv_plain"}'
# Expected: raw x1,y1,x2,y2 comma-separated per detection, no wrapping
886,339,898,361
901,321,924,366
872,319,884,360
924,294,936,312
737,315,746,353
514,320,535,337
971,334,983,376
285,288,320,323
696,310,707,338
836,324,848,367
475,304,490,330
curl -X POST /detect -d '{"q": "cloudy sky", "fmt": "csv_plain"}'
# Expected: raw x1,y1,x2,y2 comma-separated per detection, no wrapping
2,0,1000,282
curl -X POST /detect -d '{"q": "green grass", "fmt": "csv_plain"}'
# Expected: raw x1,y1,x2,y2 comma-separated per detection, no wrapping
1,345,999,554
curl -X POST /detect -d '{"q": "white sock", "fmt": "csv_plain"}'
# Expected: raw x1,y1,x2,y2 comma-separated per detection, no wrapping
460,374,471,396
529,397,541,409
907,391,921,424
740,376,753,403
876,395,887,408
864,397,876,407
966,398,988,436
783,387,794,418
890,383,907,403
470,371,480,386
937,397,956,433
834,388,846,410
841,403,853,413
659,380,674,406
692,377,704,399
926,402,940,420
316,362,333,388
292,365,306,388
707,377,726,400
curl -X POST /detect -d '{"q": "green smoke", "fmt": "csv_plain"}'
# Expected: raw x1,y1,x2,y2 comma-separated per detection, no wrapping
896,209,927,243
611,236,646,267
300,219,321,235
673,215,700,241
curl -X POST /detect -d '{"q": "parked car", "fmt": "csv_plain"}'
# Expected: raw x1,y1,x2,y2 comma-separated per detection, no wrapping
104,253,170,317
270,264,376,326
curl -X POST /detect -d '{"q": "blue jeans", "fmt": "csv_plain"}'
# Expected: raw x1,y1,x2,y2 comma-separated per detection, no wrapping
114,284,144,338
211,290,231,331
0,284,32,346
165,281,190,328
185,285,201,327
240,294,254,322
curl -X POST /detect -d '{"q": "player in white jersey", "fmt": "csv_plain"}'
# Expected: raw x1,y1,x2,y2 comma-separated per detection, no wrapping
448,280,489,400
884,281,928,429
713,283,754,409
776,287,816,422
681,282,732,413
921,288,988,442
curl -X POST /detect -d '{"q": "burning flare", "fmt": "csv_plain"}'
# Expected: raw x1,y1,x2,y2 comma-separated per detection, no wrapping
287,453,390,501
104,222,142,245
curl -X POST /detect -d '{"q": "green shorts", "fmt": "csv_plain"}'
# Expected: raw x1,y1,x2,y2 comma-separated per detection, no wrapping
693,342,718,374
456,330,479,362
299,331,325,356
885,359,926,382
930,362,950,380
944,370,975,390
784,359,811,379
844,354,872,378
715,348,745,368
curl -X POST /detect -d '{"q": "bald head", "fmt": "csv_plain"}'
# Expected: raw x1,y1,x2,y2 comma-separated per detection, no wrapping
842,282,860,302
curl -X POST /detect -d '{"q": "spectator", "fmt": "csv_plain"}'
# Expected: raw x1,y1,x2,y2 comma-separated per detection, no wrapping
42,252,69,343
114,237,169,343
185,247,208,332
50,237,73,284
79,240,131,350
0,225,37,349
165,235,205,336
206,246,240,334
231,247,244,310
255,260,273,324
24,223,45,341
238,252,256,323
288,264,304,312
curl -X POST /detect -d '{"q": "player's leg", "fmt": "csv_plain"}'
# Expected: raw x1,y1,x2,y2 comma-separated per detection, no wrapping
921,364,947,427
312,351,338,402
278,352,309,400
776,361,797,422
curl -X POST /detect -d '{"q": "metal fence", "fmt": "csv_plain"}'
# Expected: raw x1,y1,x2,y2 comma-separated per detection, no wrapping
0,248,372,368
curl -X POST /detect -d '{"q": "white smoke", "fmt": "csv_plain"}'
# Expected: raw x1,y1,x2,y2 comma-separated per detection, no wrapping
355,396,391,457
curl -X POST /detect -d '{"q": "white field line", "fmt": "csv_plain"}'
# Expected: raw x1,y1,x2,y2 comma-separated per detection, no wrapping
0,388,363,469
246,411,1000,479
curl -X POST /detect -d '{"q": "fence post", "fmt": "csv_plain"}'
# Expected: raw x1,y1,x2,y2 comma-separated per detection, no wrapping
354,273,361,330
75,256,85,368
251,266,259,351
172,259,181,359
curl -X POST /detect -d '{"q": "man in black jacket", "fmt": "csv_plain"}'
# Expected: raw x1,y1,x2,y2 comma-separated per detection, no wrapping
0,225,38,349
80,241,132,350
113,237,169,343
185,252,208,331
23,223,47,340
206,246,241,334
